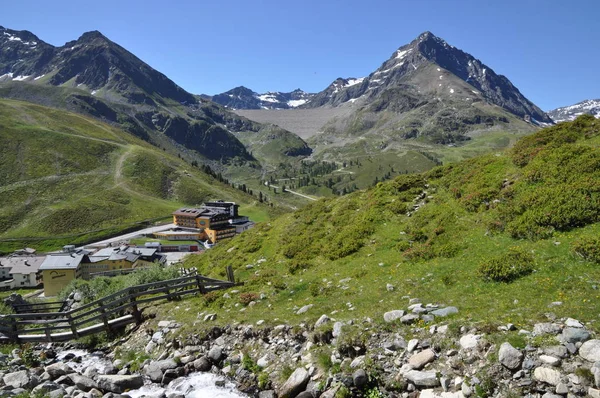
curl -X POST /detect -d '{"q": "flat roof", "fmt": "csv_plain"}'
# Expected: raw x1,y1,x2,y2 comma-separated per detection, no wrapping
0,256,45,274
39,253,85,270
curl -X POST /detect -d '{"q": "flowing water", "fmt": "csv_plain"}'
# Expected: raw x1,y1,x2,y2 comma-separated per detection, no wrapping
56,349,248,398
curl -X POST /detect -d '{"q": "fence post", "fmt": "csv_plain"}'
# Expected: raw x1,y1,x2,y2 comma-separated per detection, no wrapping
226,266,235,284
10,317,19,344
67,313,79,339
129,289,142,324
196,275,206,294
97,299,111,336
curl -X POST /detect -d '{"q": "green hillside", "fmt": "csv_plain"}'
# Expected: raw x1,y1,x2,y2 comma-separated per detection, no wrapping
179,115,600,331
0,99,272,253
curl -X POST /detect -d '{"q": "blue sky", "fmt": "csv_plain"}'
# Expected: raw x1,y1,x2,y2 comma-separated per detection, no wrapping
1,0,598,110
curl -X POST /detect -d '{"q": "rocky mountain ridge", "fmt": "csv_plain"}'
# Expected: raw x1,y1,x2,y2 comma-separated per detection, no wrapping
302,31,552,124
207,86,315,110
0,26,310,166
549,99,600,123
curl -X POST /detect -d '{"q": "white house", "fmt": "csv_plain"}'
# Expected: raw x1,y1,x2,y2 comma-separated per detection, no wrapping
0,255,45,289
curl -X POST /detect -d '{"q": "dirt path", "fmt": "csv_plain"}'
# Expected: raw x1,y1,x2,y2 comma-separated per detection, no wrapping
266,183,318,201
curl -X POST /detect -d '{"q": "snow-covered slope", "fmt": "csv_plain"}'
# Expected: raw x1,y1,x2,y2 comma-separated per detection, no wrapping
208,87,314,110
548,99,600,123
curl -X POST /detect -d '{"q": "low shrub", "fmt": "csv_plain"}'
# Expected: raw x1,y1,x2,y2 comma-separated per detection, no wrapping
572,236,600,263
477,248,534,282
239,292,259,306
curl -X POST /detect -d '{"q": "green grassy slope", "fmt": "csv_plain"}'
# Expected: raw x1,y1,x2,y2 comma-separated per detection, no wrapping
180,115,600,331
0,99,272,253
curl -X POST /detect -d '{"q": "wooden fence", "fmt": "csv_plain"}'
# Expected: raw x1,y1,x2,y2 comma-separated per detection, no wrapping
0,270,238,343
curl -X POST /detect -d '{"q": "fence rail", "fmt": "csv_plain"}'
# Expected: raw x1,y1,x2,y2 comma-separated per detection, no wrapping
0,268,238,343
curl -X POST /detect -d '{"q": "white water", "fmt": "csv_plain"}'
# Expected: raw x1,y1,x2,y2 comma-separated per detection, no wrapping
55,349,247,398
126,373,248,398
56,349,114,374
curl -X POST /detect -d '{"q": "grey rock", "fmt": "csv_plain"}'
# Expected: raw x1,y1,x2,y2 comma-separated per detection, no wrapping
533,323,561,336
320,386,340,398
383,310,405,323
161,368,179,386
144,359,178,382
314,315,330,328
45,363,74,380
407,339,419,353
332,322,343,338
193,357,211,372
403,370,439,387
401,314,420,324
408,349,435,370
68,374,98,392
543,345,568,359
96,375,144,393
279,368,310,398
539,355,561,366
3,370,33,389
580,340,600,362
430,306,458,317
386,283,394,292
296,392,313,398
561,327,591,344
258,391,277,398
499,342,523,370
208,346,224,363
459,334,481,350
533,367,562,386
555,382,569,394
383,338,406,351
353,369,368,388
296,304,313,315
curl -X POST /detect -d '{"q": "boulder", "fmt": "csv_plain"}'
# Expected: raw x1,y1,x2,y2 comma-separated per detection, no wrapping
430,306,458,317
3,370,33,389
459,334,481,350
144,359,178,382
533,323,561,336
580,340,600,362
533,367,562,386
296,305,313,315
498,342,523,370
208,346,224,363
193,357,211,372
45,363,74,380
539,355,561,367
279,368,310,398
96,375,144,393
353,369,368,388
401,314,420,324
408,349,436,370
314,315,330,328
258,391,277,398
68,374,98,392
403,370,439,387
332,322,344,338
561,327,591,344
383,310,405,323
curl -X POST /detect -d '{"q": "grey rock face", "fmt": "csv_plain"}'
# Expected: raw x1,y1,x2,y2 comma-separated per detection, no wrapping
96,375,144,393
3,370,33,389
68,374,98,392
561,327,591,344
144,359,178,382
580,340,600,362
353,369,368,388
208,346,224,363
279,368,310,398
383,310,405,323
403,370,440,387
408,349,436,370
498,342,523,370
430,307,458,317
193,357,211,372
45,363,74,380
533,367,562,386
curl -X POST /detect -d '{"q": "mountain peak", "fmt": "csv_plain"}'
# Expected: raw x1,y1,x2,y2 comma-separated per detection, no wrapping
78,30,109,43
